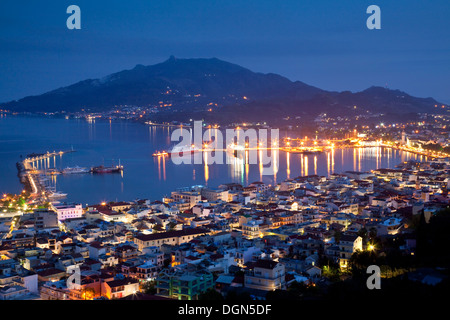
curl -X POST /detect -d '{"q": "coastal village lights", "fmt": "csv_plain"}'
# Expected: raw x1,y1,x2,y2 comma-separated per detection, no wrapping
0,0,449,308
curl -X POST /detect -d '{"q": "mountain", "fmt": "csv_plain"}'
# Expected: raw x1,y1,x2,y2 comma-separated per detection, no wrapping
1,56,445,123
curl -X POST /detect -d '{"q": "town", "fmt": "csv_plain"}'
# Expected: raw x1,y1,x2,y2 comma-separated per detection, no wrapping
1,154,449,300
1,0,449,313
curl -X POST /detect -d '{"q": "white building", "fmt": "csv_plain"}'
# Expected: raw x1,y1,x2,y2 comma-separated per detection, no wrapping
170,191,202,209
52,204,83,222
200,188,229,202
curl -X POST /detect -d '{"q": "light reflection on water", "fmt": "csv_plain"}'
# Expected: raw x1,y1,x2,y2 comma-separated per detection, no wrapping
0,115,426,205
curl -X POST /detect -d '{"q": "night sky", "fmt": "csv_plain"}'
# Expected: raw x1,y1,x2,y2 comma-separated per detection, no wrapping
1,0,449,103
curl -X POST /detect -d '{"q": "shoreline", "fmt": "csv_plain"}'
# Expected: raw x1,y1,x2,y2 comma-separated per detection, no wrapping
16,150,76,203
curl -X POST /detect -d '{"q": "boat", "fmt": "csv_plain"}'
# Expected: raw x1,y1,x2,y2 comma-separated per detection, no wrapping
302,150,323,155
48,191,67,199
167,144,202,157
91,159,123,174
152,151,169,157
226,143,246,157
46,169,60,175
62,166,90,174
280,147,323,154
155,141,214,158
91,165,123,174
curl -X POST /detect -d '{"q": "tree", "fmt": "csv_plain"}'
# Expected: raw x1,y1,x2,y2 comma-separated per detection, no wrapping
140,280,156,294
357,227,368,243
416,208,450,267
319,256,341,282
265,289,298,300
82,287,96,300
334,230,342,243
163,258,171,268
225,289,252,301
368,227,377,240
198,288,224,300
348,250,378,278
422,143,442,152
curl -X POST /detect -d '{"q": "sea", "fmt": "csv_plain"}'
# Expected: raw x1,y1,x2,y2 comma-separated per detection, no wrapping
0,114,427,205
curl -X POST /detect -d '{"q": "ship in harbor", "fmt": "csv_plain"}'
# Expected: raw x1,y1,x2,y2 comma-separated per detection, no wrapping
152,150,169,157
169,144,199,157
153,142,212,158
62,166,90,174
48,191,68,199
91,164,123,174
90,159,124,174
279,146,323,155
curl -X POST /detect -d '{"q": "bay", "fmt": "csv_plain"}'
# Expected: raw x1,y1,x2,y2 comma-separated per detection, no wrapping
0,114,426,205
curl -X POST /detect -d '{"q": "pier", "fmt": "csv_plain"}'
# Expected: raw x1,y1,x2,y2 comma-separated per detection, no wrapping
17,149,75,202
24,149,75,166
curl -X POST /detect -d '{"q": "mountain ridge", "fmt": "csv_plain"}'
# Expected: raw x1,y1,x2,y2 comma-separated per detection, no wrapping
1,56,446,122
